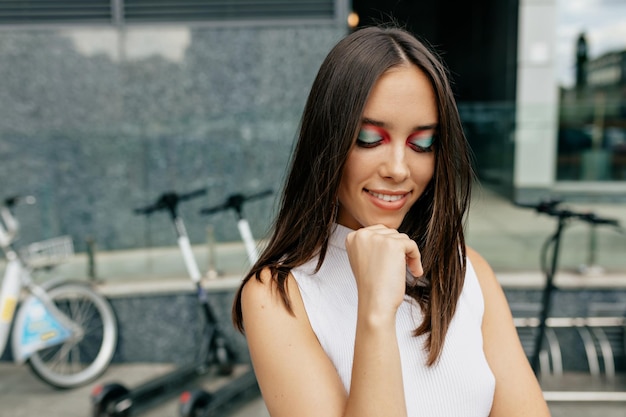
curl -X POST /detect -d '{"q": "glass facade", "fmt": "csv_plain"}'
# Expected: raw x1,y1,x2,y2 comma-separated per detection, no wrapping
556,0,626,181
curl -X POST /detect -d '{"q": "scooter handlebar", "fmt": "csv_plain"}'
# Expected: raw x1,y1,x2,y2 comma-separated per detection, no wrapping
576,212,620,227
245,189,273,202
134,188,207,216
199,189,273,216
178,188,208,202
515,198,621,228
514,198,562,214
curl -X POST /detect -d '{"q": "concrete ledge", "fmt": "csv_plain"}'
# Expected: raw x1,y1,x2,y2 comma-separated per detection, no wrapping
91,265,626,297
544,391,626,402
87,270,626,298
497,271,626,289
97,275,244,297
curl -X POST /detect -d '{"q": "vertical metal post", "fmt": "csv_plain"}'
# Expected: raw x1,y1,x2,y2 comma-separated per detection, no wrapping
111,0,123,26
205,225,219,279
86,237,97,281
588,222,598,267
579,222,604,275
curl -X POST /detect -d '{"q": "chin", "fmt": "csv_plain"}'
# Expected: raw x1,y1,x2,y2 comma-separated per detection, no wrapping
384,222,404,230
365,218,404,230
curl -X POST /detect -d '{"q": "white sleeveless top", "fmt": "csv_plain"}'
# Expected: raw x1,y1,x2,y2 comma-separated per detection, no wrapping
291,224,495,417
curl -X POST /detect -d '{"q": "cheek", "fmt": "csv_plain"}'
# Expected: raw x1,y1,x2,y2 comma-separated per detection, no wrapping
411,155,435,182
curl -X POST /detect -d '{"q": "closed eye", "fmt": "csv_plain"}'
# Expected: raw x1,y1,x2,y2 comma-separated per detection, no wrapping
407,132,435,153
356,125,389,148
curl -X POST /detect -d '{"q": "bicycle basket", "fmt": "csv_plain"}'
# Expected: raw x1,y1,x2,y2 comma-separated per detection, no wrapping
20,235,74,269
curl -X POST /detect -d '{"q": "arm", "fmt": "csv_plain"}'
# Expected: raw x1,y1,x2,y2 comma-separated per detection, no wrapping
241,270,347,417
467,247,551,417
241,226,417,417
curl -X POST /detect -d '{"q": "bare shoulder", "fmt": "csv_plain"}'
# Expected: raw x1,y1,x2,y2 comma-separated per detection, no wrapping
240,267,283,312
239,267,346,417
239,267,305,334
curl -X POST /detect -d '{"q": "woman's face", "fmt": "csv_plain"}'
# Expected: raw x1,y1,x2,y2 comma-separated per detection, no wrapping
337,64,437,230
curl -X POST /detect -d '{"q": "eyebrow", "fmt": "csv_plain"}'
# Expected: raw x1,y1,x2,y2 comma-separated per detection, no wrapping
362,117,438,132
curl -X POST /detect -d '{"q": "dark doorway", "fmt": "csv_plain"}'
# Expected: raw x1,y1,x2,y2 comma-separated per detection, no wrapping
352,0,519,102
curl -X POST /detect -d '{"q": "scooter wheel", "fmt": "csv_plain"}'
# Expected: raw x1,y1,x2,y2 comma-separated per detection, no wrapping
90,382,130,417
179,389,213,417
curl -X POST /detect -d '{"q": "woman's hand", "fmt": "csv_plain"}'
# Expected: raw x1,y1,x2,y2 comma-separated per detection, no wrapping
345,224,423,320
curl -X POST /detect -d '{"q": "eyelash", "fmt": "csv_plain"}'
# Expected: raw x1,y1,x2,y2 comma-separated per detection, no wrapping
356,127,435,153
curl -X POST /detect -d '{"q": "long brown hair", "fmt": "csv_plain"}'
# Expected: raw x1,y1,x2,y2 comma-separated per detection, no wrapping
233,26,474,366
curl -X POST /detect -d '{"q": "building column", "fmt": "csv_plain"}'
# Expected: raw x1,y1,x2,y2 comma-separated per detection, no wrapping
514,0,559,202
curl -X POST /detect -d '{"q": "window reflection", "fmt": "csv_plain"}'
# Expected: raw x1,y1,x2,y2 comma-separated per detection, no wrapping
557,0,626,181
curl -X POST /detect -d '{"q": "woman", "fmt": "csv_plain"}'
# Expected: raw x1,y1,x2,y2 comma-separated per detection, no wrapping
233,26,550,417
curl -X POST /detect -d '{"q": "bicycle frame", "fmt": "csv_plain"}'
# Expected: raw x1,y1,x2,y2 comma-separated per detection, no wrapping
0,206,79,364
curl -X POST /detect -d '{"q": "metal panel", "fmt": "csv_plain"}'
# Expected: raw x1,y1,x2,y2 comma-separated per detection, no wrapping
0,0,112,24
0,0,337,25
123,0,335,23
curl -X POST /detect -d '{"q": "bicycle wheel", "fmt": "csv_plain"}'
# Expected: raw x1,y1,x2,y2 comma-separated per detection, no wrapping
27,282,118,389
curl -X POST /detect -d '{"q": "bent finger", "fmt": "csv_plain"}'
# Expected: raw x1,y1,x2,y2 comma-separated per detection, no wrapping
404,242,423,277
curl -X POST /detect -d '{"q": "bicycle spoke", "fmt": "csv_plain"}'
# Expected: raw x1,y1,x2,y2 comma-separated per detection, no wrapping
27,284,117,388
73,296,95,324
52,344,74,367
78,303,98,326
70,343,82,370
68,296,82,322
83,321,104,336
37,346,65,374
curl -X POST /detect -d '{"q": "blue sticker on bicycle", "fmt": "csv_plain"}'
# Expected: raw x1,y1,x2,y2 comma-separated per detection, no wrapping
16,297,73,361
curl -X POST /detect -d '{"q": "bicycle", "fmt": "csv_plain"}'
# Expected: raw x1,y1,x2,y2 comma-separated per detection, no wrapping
0,195,118,389
91,188,272,417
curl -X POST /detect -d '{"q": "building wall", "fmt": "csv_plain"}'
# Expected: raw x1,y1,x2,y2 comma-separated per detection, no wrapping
0,24,346,251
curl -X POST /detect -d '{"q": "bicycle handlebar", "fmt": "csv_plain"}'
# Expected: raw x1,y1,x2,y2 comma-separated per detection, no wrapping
3,195,36,208
199,189,273,217
515,198,621,228
0,195,36,246
134,188,207,216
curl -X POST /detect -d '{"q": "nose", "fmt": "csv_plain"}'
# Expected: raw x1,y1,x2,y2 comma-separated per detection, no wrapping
380,142,410,181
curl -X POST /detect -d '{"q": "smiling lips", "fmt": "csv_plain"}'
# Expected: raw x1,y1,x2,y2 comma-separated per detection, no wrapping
366,189,411,209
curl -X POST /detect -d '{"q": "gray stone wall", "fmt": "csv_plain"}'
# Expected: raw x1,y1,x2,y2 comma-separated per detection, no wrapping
0,25,346,251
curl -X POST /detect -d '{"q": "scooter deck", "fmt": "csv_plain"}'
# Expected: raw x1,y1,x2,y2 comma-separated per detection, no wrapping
196,367,260,417
97,360,212,416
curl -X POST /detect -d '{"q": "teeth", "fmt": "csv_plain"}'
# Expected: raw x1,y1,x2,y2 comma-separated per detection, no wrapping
369,191,404,202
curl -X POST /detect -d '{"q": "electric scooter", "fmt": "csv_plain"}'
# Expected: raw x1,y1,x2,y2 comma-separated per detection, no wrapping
515,198,622,374
90,188,272,417
176,190,275,417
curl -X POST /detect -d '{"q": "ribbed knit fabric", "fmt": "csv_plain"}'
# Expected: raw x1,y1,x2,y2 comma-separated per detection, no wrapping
291,224,496,416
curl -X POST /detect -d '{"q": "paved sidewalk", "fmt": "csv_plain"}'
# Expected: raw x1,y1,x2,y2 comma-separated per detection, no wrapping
2,361,626,417
0,362,268,417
